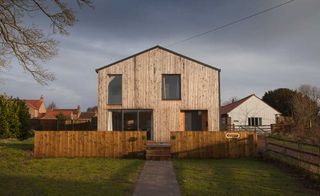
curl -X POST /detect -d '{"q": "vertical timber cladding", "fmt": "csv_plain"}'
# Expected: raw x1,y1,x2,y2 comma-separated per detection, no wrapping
97,47,220,142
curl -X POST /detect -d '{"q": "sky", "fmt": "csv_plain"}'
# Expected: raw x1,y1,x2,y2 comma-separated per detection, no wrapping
0,0,319,111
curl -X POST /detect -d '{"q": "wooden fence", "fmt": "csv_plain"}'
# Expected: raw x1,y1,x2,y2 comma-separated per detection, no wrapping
34,131,146,158
266,137,320,175
31,118,97,131
170,131,257,158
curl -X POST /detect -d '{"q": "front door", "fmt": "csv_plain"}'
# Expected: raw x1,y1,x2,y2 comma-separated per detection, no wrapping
181,110,208,131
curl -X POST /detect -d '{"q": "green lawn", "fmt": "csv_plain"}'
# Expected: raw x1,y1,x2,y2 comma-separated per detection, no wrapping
174,159,318,196
0,138,143,196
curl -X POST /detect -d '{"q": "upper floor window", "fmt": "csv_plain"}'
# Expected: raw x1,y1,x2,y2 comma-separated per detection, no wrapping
248,117,262,126
162,74,181,100
108,75,122,104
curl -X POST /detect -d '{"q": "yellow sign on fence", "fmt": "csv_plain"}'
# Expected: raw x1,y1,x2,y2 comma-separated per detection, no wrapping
225,132,240,139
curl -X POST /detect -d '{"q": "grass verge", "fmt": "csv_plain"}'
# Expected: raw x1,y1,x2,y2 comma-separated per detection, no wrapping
0,138,143,196
174,158,318,196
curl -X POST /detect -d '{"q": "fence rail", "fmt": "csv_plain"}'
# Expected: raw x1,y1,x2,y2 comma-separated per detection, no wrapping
34,131,259,159
266,137,320,175
170,131,257,158
34,131,146,158
31,118,97,131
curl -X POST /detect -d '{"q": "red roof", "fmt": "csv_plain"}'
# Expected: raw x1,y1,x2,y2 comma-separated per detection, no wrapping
221,94,255,115
41,109,79,119
25,100,43,110
79,112,96,119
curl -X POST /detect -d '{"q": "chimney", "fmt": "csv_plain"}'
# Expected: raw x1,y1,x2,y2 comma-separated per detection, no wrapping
40,95,44,102
77,105,81,112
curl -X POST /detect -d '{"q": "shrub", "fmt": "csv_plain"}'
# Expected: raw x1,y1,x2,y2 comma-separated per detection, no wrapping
0,95,31,140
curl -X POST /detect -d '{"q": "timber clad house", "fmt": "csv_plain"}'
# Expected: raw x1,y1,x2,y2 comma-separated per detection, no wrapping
96,46,221,142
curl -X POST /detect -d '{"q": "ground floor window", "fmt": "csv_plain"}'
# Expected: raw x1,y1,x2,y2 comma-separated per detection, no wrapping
182,110,208,131
248,117,262,126
107,110,152,137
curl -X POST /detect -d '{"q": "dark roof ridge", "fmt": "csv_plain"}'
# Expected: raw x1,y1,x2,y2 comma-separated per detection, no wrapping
221,94,255,114
95,45,220,73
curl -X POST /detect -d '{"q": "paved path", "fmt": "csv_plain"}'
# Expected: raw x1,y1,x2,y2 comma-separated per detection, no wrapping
133,161,181,196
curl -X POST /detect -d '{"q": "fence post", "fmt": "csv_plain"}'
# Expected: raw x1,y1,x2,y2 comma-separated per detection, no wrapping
318,146,320,175
265,135,269,156
298,142,301,169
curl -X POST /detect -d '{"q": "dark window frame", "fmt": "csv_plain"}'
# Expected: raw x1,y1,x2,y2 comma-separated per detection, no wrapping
162,74,181,100
108,109,153,132
248,117,262,126
107,74,122,105
182,110,207,131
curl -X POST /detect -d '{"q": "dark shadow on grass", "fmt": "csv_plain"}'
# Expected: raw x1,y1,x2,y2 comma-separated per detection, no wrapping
171,138,255,159
0,159,143,196
0,142,33,151
0,174,131,196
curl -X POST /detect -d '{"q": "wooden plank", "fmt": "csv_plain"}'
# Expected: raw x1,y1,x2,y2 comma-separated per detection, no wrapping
34,132,39,157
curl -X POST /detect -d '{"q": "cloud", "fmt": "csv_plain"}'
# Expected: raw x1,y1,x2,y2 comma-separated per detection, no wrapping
1,0,319,109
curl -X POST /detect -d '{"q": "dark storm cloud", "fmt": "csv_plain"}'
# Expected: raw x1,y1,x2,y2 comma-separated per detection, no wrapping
1,0,319,109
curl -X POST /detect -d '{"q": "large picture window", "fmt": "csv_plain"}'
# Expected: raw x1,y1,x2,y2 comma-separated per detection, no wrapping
248,117,262,126
108,75,122,104
124,111,137,130
107,110,153,139
162,74,181,100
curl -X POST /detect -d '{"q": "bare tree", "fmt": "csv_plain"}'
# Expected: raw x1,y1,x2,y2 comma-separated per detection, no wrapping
86,105,97,112
47,101,56,110
0,0,93,85
292,84,320,140
298,84,320,106
223,96,238,106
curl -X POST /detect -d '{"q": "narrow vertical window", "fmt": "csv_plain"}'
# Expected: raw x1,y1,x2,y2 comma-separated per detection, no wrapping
248,117,262,126
108,75,122,104
162,74,181,100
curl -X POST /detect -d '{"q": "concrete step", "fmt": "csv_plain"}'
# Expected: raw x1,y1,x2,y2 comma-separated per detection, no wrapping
146,154,171,161
146,147,171,151
146,149,171,153
145,142,172,161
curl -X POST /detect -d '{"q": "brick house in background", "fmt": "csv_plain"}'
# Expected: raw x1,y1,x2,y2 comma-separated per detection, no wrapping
79,111,97,121
41,105,81,120
25,96,96,130
24,96,46,118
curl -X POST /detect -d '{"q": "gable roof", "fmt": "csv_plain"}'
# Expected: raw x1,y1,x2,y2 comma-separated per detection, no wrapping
25,100,43,110
95,45,220,73
41,108,79,119
79,112,96,119
221,94,282,115
221,94,255,115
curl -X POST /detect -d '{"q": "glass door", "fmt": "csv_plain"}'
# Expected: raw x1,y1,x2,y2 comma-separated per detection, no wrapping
108,109,153,140
139,111,153,140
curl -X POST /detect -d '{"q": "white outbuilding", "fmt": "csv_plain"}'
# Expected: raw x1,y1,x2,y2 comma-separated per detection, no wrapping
221,94,281,132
